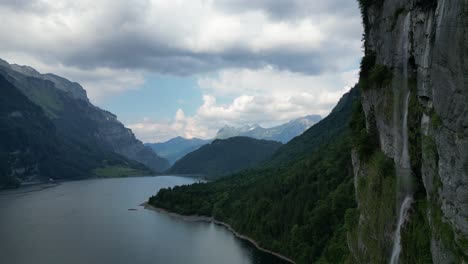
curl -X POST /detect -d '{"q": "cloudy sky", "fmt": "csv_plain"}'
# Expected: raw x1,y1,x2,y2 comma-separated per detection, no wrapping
0,0,363,142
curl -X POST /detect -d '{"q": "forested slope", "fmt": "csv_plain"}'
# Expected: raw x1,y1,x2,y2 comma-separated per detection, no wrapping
150,87,360,263
169,137,282,178
267,87,359,166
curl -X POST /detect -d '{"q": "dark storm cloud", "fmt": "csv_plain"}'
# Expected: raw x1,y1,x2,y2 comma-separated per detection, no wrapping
0,0,32,8
0,0,47,12
215,0,358,20
61,41,329,76
0,0,362,76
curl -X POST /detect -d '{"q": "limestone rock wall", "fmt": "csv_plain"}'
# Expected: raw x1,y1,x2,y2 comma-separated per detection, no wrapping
354,0,468,262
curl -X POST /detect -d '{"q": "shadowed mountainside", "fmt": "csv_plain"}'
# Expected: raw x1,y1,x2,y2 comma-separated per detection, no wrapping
0,59,170,187
169,137,282,178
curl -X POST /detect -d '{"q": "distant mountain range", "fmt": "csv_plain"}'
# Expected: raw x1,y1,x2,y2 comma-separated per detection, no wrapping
215,115,321,143
0,58,169,187
146,137,212,165
168,137,282,178
146,115,320,165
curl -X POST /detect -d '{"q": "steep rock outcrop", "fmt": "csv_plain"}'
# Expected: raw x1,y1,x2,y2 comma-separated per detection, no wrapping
94,112,170,172
352,0,468,263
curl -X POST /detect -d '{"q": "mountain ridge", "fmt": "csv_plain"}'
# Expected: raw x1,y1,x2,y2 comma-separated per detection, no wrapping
215,114,321,143
146,137,212,165
0,58,170,186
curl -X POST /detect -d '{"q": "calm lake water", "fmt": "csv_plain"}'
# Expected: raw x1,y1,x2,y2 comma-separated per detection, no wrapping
0,176,288,264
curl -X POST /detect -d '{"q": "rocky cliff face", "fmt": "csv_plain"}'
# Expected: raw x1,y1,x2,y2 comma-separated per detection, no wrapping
90,108,170,172
351,0,468,263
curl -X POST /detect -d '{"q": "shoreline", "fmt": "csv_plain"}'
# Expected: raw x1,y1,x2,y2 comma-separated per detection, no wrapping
0,182,60,195
142,202,296,264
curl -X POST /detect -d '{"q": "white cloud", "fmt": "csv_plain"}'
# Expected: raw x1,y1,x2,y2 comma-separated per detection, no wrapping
198,66,358,99
0,0,361,88
128,109,210,143
128,66,359,142
0,0,363,141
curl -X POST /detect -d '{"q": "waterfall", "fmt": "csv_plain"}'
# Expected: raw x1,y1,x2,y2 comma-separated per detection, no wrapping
389,12,413,264
400,92,413,191
389,196,414,264
390,91,413,264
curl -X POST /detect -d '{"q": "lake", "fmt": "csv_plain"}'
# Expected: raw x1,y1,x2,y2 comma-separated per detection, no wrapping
0,176,288,264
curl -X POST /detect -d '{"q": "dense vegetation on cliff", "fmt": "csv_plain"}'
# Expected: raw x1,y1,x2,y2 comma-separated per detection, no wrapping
268,89,358,166
150,87,360,263
169,137,282,178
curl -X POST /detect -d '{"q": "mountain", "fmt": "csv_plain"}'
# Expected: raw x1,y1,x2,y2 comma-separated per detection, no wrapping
215,115,321,143
0,59,169,187
168,137,282,178
150,86,359,263
4,61,89,102
145,137,212,165
0,73,152,187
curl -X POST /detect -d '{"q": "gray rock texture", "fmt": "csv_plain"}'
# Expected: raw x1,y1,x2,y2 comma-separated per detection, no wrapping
90,108,170,172
357,0,468,262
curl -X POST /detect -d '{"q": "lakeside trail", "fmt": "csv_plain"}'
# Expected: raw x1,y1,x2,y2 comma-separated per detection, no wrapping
142,202,296,264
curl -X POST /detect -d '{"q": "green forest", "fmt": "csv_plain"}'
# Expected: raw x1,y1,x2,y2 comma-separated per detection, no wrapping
149,86,361,263
169,137,282,178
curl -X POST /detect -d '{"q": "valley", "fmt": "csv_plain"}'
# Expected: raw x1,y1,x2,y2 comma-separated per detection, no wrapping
1,1,467,263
